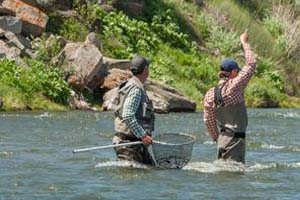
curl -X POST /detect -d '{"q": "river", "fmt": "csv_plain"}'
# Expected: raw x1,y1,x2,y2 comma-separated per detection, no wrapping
0,109,299,199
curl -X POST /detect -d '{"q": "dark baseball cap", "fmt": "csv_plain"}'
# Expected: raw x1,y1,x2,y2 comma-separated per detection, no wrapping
130,54,151,74
220,58,240,72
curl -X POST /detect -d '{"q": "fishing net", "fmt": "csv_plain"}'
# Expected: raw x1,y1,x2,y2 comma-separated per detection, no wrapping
152,133,196,169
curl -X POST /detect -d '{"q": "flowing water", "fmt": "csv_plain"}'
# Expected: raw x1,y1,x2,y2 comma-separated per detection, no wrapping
0,109,299,199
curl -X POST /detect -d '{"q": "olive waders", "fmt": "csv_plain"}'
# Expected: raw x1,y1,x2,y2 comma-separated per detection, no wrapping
113,77,155,165
215,83,247,163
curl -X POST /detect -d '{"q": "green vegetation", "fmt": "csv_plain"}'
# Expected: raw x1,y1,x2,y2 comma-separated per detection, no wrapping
0,59,70,111
1,0,300,111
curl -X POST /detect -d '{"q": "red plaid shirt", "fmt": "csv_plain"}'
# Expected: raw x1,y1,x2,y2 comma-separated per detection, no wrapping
203,43,256,141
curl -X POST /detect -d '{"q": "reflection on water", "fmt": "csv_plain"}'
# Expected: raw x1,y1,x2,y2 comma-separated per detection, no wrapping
0,109,300,199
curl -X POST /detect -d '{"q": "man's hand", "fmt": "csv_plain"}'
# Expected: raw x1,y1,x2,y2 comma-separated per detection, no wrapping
240,31,248,45
142,134,153,145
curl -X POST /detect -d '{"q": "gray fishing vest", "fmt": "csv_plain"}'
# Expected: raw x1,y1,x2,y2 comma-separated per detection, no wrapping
214,83,248,133
114,78,155,137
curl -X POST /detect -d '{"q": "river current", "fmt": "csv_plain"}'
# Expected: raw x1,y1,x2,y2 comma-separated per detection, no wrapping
0,109,299,199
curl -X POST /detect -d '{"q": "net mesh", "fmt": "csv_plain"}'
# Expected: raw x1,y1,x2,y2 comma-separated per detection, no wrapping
152,133,196,169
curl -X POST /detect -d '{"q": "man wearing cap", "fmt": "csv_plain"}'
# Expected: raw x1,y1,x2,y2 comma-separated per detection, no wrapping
113,54,155,165
203,31,256,163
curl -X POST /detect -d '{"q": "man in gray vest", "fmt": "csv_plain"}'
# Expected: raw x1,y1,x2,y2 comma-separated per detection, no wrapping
203,31,256,163
113,54,155,165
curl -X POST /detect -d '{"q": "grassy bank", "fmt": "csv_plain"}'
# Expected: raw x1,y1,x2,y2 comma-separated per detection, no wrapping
1,0,300,111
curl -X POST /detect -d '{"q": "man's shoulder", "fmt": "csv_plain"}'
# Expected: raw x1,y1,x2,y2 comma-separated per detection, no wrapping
204,87,215,104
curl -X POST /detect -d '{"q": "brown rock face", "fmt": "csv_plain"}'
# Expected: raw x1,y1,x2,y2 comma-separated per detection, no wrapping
1,0,48,37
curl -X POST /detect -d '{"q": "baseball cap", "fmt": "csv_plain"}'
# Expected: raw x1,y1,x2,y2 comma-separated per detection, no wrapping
220,58,240,72
130,54,151,75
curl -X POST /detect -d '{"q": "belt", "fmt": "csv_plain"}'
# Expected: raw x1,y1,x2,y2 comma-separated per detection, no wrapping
220,128,246,139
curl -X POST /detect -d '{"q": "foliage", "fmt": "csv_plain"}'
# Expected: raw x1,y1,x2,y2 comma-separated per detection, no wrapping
246,77,285,105
46,12,88,42
32,35,65,64
0,59,70,104
206,25,239,56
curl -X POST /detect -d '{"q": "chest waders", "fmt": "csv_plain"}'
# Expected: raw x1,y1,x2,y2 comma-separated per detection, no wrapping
214,82,247,163
113,78,155,165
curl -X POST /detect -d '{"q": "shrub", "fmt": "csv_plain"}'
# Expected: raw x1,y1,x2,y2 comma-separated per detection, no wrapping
0,59,70,104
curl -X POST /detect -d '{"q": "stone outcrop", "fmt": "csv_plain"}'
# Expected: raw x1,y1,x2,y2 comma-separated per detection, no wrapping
57,41,105,91
101,68,197,113
0,0,48,37
0,16,22,34
145,80,196,113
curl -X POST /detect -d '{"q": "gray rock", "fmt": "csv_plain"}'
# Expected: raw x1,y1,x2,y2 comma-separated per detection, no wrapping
0,40,25,65
101,69,197,113
85,32,102,50
58,42,105,91
0,40,10,58
102,56,131,70
0,28,5,37
0,16,22,34
145,80,196,113
4,31,32,50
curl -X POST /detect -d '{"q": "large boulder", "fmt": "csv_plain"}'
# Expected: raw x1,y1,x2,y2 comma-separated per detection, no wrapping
103,57,131,70
145,80,196,113
101,69,197,113
102,68,132,90
0,0,48,37
58,42,106,91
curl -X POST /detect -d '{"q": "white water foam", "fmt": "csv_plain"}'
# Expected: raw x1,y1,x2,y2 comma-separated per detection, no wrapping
183,160,245,173
183,161,300,173
34,112,52,119
95,160,150,169
261,143,300,152
274,112,300,119
204,141,215,145
261,143,285,149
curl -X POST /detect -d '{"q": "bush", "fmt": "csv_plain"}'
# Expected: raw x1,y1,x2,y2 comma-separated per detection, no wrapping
246,77,285,107
0,59,70,104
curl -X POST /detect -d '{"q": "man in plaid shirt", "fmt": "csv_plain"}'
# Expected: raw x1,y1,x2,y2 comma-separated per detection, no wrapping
203,31,256,163
113,54,155,165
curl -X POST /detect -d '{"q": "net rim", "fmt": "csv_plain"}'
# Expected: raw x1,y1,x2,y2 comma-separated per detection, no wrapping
153,133,197,146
